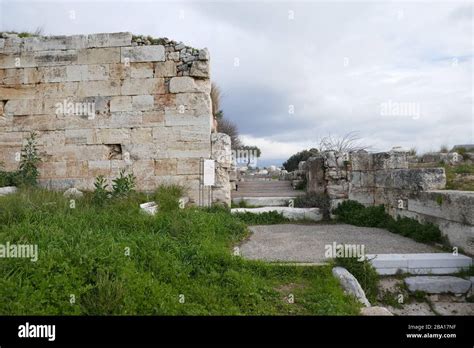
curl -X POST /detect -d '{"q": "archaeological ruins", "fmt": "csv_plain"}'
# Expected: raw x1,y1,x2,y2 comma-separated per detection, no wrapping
0,32,232,205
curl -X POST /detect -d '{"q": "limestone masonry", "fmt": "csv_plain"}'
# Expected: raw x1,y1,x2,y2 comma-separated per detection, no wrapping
0,32,225,204
304,151,473,255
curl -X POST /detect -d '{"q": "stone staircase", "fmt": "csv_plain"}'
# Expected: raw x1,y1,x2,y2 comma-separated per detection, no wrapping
366,253,472,275
230,179,321,221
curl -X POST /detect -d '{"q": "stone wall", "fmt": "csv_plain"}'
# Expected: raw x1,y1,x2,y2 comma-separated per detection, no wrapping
211,132,232,206
306,150,473,254
0,32,213,203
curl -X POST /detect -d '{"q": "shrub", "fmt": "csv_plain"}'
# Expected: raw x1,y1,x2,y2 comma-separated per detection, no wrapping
93,175,109,206
112,169,136,198
334,256,379,303
333,200,442,244
282,148,319,172
232,211,289,225
294,192,330,219
386,217,442,243
333,200,388,227
16,132,41,187
294,176,307,190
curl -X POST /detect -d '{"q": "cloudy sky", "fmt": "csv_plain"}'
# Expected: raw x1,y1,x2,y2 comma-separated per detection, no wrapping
1,0,472,166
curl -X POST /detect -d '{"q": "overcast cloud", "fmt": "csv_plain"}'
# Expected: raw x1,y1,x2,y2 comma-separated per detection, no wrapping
1,0,472,166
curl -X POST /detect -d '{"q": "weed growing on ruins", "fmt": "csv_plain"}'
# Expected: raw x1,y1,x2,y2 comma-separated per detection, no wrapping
112,169,136,198
294,192,330,219
232,211,290,225
333,200,442,244
17,132,41,186
0,188,360,315
93,175,109,206
0,132,41,188
334,256,379,303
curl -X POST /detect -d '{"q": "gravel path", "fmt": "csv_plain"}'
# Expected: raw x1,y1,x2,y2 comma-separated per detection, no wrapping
240,224,439,263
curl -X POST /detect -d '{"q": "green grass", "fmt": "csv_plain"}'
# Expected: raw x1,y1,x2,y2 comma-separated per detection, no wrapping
444,164,474,191
333,200,443,244
0,188,360,315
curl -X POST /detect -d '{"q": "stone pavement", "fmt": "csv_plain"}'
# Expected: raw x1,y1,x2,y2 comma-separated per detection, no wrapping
240,223,438,263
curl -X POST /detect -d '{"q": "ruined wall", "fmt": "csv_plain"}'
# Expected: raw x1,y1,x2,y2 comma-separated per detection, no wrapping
211,132,232,206
0,32,212,203
306,150,473,254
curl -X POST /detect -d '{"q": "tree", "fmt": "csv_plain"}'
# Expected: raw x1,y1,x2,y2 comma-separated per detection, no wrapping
236,145,261,166
282,148,319,172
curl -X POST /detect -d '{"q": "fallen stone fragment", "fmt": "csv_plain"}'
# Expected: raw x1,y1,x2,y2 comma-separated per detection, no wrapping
332,266,371,307
0,186,17,196
63,188,84,198
405,276,472,294
140,201,158,215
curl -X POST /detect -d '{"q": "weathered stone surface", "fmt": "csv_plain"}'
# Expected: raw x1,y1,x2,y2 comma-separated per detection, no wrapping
0,33,213,205
140,201,158,215
131,63,154,78
169,76,210,93
405,276,472,294
154,61,176,77
360,306,393,316
306,156,325,194
63,188,84,198
332,267,371,307
121,45,165,63
189,60,209,78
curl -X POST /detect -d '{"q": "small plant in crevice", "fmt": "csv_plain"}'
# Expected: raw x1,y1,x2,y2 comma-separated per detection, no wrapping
112,169,136,198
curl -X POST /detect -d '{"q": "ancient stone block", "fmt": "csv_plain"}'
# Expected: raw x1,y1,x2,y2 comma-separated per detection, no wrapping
34,50,79,67
0,68,40,85
169,76,210,93
131,128,152,143
176,158,201,175
131,63,154,78
96,128,131,144
110,96,132,112
41,66,68,82
4,100,43,116
87,32,132,48
65,129,96,145
77,48,121,65
189,60,209,78
88,160,111,176
132,95,154,111
77,80,121,97
154,159,177,176
372,151,408,170
121,78,165,95
121,45,165,63
0,85,37,99
154,61,176,77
